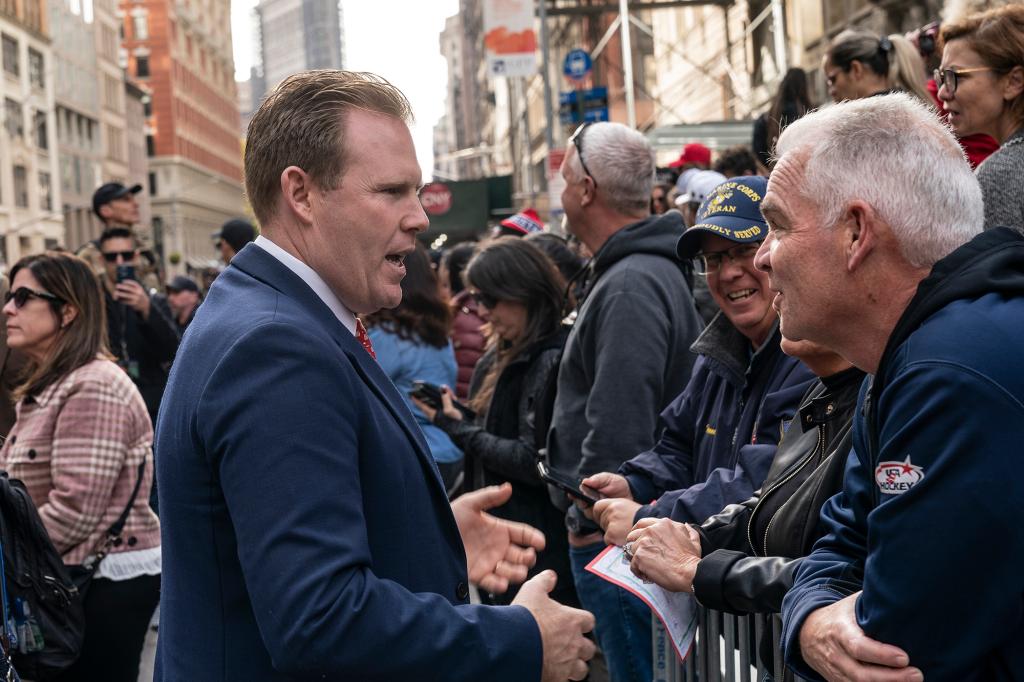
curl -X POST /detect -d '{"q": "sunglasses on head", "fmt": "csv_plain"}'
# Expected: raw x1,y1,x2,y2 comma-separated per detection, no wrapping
569,122,598,187
102,250,136,263
4,287,64,308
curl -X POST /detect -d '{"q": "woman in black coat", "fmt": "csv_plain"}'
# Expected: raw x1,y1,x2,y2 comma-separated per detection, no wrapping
414,237,576,606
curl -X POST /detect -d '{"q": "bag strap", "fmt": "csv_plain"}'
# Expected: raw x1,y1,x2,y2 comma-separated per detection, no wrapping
74,454,147,569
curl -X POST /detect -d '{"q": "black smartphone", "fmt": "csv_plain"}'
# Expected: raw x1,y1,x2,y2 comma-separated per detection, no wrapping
116,265,136,283
409,380,476,420
537,461,599,507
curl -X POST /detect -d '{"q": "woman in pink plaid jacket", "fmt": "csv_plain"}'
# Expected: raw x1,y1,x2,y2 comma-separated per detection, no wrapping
0,251,160,682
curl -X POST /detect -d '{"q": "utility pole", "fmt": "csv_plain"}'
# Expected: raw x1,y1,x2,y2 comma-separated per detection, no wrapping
539,0,555,154
619,0,637,128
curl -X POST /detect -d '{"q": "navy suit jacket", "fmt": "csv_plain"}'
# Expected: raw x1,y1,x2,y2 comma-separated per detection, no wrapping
154,244,542,681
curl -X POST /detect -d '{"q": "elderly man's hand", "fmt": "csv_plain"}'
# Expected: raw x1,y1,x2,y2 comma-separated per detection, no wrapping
592,498,642,546
624,518,702,593
513,571,596,681
451,483,545,594
799,592,923,682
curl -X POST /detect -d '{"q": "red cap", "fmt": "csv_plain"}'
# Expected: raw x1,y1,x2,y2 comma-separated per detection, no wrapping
667,143,712,169
499,208,544,235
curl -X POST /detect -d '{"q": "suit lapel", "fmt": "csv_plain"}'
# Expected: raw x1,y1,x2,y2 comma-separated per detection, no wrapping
230,245,446,495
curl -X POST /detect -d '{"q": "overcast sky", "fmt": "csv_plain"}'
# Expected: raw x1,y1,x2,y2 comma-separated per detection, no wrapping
232,0,459,178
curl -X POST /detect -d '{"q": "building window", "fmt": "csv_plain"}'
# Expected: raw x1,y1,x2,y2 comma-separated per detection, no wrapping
148,170,157,195
5,98,23,139
38,171,51,211
28,48,43,88
13,166,28,208
142,95,152,117
146,133,155,156
136,55,149,78
2,34,17,77
34,110,46,149
132,11,148,39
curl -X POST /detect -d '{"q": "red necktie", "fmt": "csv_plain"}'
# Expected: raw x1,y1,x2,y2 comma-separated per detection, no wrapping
355,318,376,360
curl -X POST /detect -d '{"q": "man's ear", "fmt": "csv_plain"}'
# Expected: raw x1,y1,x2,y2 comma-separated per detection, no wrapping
98,204,113,221
579,176,597,209
279,166,315,225
844,200,877,272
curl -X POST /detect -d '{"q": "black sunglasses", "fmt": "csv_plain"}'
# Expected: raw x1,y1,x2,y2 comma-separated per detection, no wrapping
101,250,136,263
4,287,65,308
569,122,598,187
470,291,498,309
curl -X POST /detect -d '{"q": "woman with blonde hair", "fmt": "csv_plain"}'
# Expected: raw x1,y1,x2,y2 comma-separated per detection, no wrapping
824,30,933,105
0,252,159,682
939,5,1024,231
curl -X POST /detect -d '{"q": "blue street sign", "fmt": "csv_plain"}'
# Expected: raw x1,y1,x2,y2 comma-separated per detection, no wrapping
559,86,609,125
563,49,592,82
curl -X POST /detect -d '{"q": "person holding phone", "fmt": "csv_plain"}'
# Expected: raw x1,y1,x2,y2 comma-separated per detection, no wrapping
414,238,578,608
98,227,179,425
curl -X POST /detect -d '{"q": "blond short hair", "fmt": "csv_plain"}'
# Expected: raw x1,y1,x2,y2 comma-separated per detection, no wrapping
244,70,413,224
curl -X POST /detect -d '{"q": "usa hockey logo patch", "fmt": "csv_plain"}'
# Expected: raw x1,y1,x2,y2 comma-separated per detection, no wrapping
875,457,924,495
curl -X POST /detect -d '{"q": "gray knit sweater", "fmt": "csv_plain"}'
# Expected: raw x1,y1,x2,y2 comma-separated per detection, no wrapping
978,128,1024,233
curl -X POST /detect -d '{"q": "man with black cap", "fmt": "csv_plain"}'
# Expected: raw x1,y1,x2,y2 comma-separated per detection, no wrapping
214,218,257,263
93,181,143,227
166,275,202,333
578,176,815,676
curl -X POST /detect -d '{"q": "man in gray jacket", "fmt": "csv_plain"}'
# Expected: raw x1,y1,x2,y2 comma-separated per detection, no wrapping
547,121,704,682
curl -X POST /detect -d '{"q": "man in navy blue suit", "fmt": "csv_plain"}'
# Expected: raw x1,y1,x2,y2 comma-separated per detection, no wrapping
155,70,595,681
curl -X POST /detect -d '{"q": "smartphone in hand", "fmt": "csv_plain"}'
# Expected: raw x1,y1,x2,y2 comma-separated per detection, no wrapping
409,380,476,420
537,461,599,507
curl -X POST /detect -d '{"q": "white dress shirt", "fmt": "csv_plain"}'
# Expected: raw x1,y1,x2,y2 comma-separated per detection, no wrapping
253,235,357,335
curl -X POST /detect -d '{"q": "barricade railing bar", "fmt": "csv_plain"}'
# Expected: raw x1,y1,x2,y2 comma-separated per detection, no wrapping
652,609,812,682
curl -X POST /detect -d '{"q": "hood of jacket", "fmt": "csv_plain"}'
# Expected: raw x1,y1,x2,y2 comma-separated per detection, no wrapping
876,227,1024,392
589,210,686,280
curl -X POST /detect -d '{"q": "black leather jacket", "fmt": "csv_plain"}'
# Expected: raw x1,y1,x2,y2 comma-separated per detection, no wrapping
691,366,865,614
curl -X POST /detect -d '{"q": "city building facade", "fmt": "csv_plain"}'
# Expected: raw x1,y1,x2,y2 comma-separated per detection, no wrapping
0,0,62,267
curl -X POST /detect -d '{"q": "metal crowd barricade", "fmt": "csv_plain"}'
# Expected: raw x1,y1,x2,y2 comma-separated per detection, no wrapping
651,609,812,682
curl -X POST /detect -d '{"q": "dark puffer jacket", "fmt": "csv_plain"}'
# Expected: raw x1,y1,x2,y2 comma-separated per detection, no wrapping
449,290,486,401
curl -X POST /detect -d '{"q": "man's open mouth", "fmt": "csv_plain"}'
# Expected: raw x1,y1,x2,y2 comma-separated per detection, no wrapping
727,289,756,302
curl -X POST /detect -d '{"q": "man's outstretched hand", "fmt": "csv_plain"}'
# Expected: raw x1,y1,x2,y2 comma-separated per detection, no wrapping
451,483,546,594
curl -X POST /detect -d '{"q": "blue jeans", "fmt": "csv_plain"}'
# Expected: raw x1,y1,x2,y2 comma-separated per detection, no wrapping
570,542,652,682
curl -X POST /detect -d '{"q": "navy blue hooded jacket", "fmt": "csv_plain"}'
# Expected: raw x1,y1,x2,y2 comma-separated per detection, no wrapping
783,228,1024,681
620,313,815,524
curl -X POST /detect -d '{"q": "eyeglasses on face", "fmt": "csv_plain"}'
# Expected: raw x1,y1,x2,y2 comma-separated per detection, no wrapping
933,67,993,95
4,287,65,308
568,122,598,187
101,250,137,263
695,242,762,275
470,290,498,309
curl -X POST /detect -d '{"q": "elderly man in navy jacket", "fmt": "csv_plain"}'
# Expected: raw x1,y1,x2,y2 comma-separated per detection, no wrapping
761,95,1024,681
155,71,594,681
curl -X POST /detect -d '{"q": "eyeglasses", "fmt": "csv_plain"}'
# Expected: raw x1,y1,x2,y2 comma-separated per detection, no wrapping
101,250,136,263
934,67,993,95
568,122,598,187
695,242,762,275
470,291,498,309
4,287,64,308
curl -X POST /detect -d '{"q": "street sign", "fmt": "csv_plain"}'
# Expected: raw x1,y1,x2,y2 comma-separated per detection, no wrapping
563,49,592,82
558,87,610,125
482,0,537,78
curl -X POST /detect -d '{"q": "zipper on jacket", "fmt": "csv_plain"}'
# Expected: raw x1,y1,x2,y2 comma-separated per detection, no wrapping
747,421,826,557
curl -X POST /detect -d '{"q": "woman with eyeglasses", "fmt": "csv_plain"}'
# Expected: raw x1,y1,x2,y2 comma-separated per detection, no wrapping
938,5,1024,232
823,30,933,105
0,252,160,682
412,238,577,607
363,243,463,493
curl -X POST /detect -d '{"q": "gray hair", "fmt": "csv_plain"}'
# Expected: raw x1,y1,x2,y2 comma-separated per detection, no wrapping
566,122,655,214
775,93,983,268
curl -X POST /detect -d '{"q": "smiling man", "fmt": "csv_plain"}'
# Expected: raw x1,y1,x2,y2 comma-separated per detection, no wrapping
155,70,595,682
756,93,1024,681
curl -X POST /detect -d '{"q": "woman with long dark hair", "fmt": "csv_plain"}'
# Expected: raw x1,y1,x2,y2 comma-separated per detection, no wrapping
0,252,160,682
413,238,576,606
364,243,463,490
752,68,813,169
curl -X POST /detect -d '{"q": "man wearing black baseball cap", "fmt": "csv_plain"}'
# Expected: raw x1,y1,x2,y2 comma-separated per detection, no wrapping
213,218,256,263
166,275,202,333
93,182,143,228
